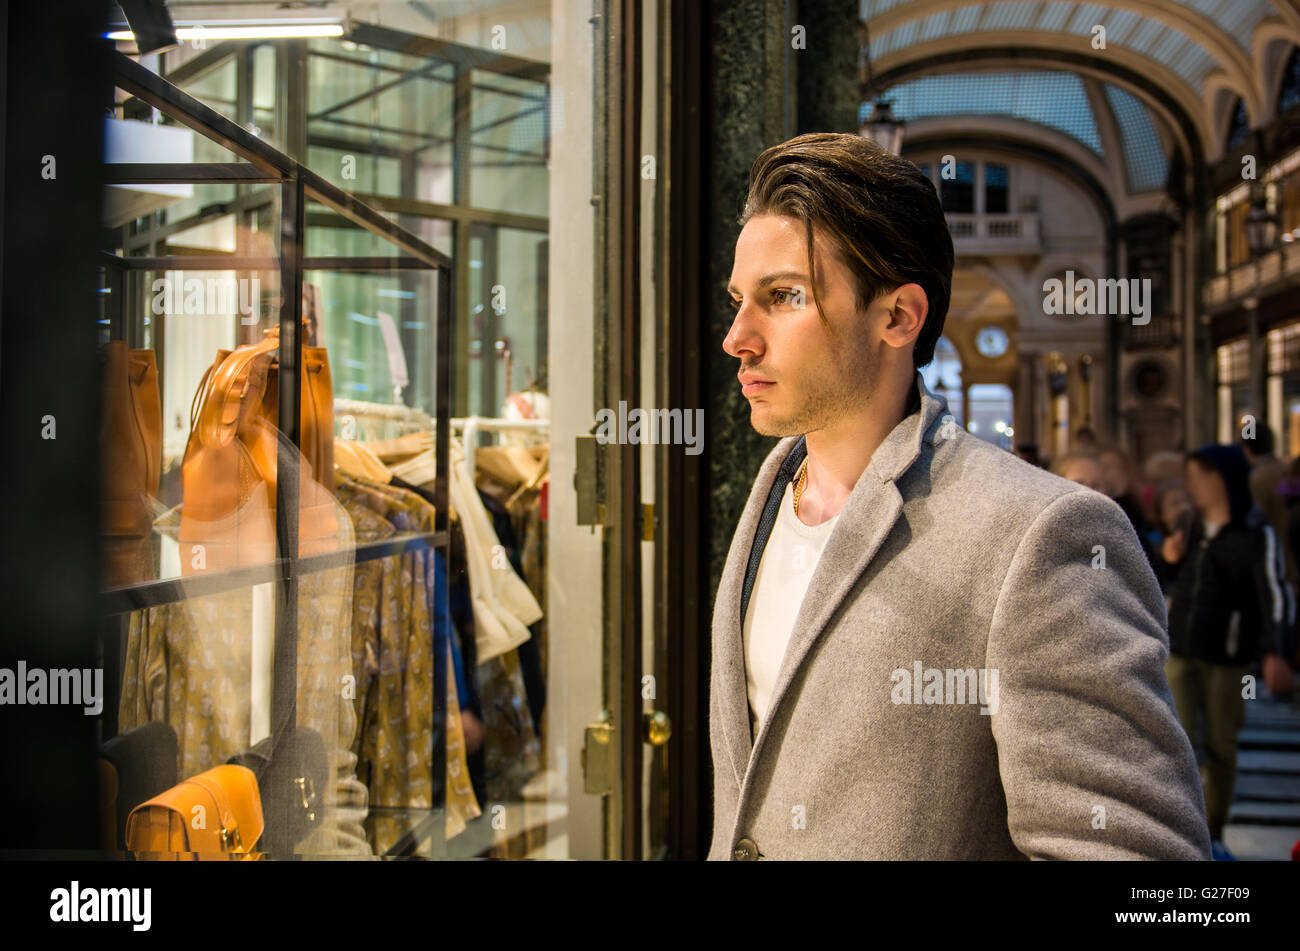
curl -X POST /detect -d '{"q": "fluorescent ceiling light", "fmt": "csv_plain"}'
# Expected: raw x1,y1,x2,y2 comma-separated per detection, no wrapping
107,23,344,42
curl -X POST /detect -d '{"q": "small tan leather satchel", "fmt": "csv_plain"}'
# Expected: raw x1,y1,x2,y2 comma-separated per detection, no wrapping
100,342,162,586
178,328,337,573
125,764,264,860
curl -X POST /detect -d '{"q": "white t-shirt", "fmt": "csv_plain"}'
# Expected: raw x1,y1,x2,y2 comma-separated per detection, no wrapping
743,478,841,736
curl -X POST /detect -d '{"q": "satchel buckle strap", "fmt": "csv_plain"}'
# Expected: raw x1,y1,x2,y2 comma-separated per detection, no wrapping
187,774,241,846
218,825,243,852
295,776,319,824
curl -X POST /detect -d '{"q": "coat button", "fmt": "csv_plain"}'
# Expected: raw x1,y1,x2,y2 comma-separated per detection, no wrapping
732,837,759,861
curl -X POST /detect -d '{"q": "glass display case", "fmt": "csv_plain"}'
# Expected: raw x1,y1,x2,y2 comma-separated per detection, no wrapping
100,52,454,858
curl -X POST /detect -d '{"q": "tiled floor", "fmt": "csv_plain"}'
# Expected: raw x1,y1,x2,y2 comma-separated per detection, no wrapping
1221,692,1300,860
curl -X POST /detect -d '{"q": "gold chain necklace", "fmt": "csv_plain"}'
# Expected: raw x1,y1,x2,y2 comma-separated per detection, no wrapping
792,457,809,515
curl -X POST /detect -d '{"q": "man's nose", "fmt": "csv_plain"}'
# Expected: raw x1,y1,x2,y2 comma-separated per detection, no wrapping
723,304,761,358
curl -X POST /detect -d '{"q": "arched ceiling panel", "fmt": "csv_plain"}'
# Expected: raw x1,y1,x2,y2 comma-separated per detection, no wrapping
1184,0,1280,51
868,2,1226,98
873,34,1208,149
1104,83,1170,190
861,0,1281,122
870,71,1105,154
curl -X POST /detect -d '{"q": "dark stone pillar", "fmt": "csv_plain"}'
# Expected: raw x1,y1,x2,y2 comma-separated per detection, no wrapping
703,0,860,599
705,0,796,600
794,0,861,135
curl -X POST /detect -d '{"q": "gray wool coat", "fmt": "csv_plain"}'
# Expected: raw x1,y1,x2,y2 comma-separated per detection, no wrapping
708,373,1212,860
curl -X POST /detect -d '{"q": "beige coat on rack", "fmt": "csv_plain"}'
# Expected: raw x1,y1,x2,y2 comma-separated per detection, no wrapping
449,436,543,664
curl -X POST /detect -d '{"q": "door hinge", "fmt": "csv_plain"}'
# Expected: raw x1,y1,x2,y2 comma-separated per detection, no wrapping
581,712,616,796
574,433,607,526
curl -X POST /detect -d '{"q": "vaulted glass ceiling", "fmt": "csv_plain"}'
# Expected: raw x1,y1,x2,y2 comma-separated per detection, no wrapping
867,69,1175,192
861,0,1292,193
1103,83,1168,191
867,71,1103,154
863,0,1256,94
863,0,1280,98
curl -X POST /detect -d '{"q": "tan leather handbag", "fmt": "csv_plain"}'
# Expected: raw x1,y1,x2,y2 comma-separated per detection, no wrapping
125,764,264,860
100,342,162,587
178,328,337,574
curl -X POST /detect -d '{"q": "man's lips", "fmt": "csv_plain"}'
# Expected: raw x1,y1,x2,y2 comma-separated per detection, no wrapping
738,372,774,397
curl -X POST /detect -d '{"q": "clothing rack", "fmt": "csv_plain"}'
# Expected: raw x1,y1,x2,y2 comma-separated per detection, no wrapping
334,398,435,432
451,416,550,479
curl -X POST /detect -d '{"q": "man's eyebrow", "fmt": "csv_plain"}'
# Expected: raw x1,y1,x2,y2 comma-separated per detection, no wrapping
726,271,810,296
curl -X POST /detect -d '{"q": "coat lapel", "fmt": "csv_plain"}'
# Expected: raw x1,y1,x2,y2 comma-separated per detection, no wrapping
714,433,798,790
717,373,951,789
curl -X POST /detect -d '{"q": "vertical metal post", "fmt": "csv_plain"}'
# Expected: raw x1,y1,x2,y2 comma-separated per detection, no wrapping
1247,296,1264,423
435,265,451,540
535,239,549,385
399,152,421,406
430,261,452,857
273,173,305,743
279,39,309,163
664,0,707,861
453,64,473,417
105,261,125,343
479,225,499,419
618,0,645,863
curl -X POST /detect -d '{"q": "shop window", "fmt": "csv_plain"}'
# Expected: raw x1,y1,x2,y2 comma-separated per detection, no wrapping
1217,338,1252,444
940,161,974,214
1267,324,1300,458
1219,338,1250,385
1225,199,1252,269
984,163,1009,214
1282,163,1300,241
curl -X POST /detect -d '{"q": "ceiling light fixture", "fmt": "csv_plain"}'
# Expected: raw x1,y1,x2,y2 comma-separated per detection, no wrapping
107,20,345,42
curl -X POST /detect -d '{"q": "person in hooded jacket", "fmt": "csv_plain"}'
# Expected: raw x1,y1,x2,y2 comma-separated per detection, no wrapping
1161,443,1296,860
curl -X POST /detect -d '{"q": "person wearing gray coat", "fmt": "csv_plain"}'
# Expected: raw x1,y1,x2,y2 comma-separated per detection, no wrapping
711,132,1211,861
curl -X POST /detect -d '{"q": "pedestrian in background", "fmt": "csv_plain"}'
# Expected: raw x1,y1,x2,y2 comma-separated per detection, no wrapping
1051,449,1106,493
1099,446,1157,571
1161,444,1296,860
1151,481,1192,594
1240,423,1297,592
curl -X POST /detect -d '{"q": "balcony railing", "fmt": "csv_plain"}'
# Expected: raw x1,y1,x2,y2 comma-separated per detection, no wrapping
946,213,1040,254
1203,242,1300,308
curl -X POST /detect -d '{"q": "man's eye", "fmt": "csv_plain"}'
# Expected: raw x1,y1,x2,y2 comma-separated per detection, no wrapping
771,289,792,305
727,297,741,311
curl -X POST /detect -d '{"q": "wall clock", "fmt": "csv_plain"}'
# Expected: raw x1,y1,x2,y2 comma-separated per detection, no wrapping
975,326,1009,358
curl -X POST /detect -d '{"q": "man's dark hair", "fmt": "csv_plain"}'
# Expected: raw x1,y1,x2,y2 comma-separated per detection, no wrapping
739,132,954,368
1238,422,1275,457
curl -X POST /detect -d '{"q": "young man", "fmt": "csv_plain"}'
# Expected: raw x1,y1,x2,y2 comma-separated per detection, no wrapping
1161,445,1296,859
710,132,1210,860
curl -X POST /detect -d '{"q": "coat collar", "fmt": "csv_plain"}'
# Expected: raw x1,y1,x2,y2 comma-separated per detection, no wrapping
716,371,952,797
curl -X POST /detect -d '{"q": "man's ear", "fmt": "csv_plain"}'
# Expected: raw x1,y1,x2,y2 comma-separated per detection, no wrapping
880,283,929,352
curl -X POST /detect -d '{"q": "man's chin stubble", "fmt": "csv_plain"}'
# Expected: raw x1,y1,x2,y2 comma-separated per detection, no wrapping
749,402,816,438
749,375,878,437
